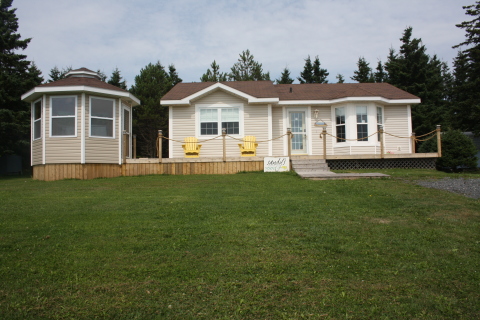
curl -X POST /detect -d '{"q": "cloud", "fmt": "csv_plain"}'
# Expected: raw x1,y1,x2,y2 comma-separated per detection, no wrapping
15,0,467,86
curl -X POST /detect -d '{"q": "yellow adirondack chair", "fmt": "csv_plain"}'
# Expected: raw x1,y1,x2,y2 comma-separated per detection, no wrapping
238,136,258,157
182,137,202,158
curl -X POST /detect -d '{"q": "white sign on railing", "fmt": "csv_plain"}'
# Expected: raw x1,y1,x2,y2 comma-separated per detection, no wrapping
264,157,290,172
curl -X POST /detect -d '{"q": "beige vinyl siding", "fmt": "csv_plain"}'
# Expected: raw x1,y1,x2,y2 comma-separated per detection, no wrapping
332,146,351,155
243,105,268,157
172,90,250,158
32,139,42,165
310,106,332,156
85,94,120,163
171,106,196,158
271,107,284,156
384,105,411,154
44,94,81,163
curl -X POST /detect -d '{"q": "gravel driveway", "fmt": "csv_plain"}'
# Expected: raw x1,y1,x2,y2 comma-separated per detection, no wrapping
416,178,480,199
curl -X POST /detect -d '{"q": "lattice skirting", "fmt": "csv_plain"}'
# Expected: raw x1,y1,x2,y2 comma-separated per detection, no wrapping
327,158,436,170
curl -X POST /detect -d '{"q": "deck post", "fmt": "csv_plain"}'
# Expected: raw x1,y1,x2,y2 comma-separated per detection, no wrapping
322,127,327,159
158,130,163,163
287,128,292,159
123,130,127,164
436,125,442,157
379,125,384,159
133,134,137,159
222,128,226,162
411,132,416,154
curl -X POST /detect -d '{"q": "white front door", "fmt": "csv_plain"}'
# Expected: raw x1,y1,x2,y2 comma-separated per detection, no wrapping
289,110,307,154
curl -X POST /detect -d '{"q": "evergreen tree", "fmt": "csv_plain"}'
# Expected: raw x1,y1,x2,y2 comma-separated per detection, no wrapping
229,50,270,81
298,55,329,83
96,69,107,82
451,1,480,135
167,64,182,86
0,0,43,160
374,61,387,83
276,67,294,84
385,27,448,136
107,67,127,89
47,66,72,82
351,57,374,83
336,74,345,83
130,62,176,158
200,60,227,82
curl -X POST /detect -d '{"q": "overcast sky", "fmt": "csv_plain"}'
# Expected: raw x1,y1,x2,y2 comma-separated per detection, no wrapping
14,0,470,88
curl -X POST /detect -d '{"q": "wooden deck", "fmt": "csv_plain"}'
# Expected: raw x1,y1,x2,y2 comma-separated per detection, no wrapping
32,153,439,181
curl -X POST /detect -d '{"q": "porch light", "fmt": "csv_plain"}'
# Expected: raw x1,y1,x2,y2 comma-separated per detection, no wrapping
314,109,327,127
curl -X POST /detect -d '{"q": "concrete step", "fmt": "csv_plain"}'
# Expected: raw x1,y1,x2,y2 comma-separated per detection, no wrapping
291,159,326,164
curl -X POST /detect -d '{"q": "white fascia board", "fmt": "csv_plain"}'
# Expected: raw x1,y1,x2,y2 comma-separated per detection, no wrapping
22,86,141,106
278,97,421,105
160,83,279,106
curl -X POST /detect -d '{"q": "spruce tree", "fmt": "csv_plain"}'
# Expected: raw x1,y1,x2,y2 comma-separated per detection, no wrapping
374,61,387,83
167,64,182,86
229,50,270,81
276,67,294,84
298,55,328,83
451,1,480,135
130,62,177,157
351,57,374,83
47,66,72,82
385,27,448,136
200,60,227,82
336,74,345,83
0,0,43,160
107,67,127,89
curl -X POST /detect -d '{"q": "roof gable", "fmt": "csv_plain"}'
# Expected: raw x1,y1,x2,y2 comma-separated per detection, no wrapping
161,81,280,106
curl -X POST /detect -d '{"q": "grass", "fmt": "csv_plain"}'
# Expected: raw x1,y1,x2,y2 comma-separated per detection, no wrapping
0,170,479,319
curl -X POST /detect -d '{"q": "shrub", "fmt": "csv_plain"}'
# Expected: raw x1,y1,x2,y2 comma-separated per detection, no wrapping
418,129,478,171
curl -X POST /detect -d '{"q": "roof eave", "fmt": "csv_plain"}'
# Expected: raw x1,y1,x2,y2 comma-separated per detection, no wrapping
22,86,140,106
277,97,421,105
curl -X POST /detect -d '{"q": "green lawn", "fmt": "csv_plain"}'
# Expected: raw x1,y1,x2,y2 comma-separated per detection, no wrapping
1,170,479,319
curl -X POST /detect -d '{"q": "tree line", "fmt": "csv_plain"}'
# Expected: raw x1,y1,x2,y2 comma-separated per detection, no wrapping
1,0,479,162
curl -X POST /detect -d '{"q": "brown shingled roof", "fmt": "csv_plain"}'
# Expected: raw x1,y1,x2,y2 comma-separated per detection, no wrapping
38,76,128,93
161,81,419,102
276,83,419,100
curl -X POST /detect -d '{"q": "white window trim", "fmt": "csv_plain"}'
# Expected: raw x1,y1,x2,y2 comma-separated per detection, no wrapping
32,98,42,140
195,103,244,137
89,96,116,139
50,95,78,138
331,103,381,147
122,103,132,159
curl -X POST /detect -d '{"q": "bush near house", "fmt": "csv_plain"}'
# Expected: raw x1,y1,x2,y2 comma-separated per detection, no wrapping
419,129,478,171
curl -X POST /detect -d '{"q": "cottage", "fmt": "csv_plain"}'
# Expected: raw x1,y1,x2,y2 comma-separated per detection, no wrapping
160,81,421,159
21,68,140,179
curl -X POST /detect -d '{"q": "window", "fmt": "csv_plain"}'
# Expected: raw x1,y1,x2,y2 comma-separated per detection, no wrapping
33,99,42,140
90,97,114,138
199,107,240,135
51,96,76,137
377,106,383,141
356,106,368,141
335,107,346,142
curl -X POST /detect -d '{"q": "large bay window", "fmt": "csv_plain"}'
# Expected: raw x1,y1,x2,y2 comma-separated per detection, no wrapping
33,99,42,140
51,96,76,137
333,104,384,145
90,97,115,138
198,105,241,136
